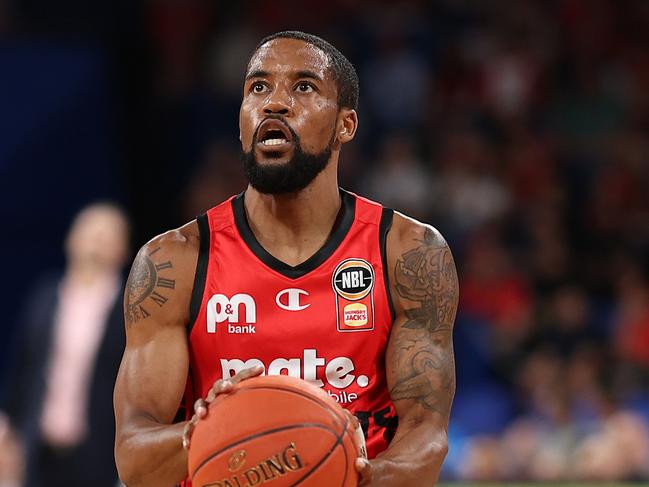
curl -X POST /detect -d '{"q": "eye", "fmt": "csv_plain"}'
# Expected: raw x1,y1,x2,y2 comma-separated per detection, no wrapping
295,82,314,93
251,82,267,94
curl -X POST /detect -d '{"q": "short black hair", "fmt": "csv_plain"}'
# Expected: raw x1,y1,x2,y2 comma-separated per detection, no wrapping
252,30,359,111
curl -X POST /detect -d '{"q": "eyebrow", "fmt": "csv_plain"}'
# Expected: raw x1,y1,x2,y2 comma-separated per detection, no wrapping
245,69,323,82
295,70,323,82
245,70,270,81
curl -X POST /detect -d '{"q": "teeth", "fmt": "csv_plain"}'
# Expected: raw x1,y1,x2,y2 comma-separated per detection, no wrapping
262,138,287,146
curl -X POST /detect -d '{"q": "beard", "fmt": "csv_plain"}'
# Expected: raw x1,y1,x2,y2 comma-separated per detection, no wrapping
241,119,334,194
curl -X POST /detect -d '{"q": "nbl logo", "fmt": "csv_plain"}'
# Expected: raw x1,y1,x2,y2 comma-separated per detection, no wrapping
332,259,374,300
332,259,375,332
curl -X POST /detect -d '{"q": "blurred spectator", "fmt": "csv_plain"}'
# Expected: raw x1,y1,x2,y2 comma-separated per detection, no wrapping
523,200,574,297
573,411,649,481
460,231,533,334
613,266,649,369
458,436,507,481
362,18,431,133
434,130,511,235
147,0,215,97
0,413,22,487
181,138,248,220
363,134,433,220
504,131,560,211
536,285,598,357
0,204,129,487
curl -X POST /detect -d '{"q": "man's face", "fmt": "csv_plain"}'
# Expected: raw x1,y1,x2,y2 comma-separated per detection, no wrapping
239,38,340,193
66,206,129,269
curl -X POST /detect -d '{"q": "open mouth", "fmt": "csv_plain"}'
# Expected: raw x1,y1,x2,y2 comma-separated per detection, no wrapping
257,119,293,148
261,129,288,146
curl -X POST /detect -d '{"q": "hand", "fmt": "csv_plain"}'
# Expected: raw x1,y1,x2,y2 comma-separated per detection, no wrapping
182,365,264,449
355,457,375,486
356,457,395,487
344,410,375,485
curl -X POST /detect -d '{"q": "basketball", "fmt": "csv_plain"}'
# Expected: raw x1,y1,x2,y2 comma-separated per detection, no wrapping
187,375,362,487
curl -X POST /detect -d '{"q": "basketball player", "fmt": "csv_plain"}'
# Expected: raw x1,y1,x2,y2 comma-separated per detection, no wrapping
114,31,458,487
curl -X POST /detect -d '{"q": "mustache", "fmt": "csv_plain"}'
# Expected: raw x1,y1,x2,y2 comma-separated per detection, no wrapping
252,115,299,144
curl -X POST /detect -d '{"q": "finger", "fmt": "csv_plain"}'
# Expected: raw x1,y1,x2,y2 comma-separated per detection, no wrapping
345,409,360,429
194,398,208,419
207,379,233,402
355,458,372,483
232,364,264,383
214,379,233,394
182,421,194,450
205,387,216,403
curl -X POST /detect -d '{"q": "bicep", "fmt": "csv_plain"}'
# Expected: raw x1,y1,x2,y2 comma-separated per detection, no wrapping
114,323,189,427
114,237,196,430
385,224,458,426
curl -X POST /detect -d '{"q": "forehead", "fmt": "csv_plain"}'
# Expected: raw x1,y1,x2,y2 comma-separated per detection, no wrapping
247,38,332,81
74,206,126,231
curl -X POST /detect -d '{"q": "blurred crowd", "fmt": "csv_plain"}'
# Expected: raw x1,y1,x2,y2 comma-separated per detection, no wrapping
352,0,649,481
2,0,649,484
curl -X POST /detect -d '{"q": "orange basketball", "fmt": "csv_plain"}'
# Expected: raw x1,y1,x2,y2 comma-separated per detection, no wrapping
188,375,361,487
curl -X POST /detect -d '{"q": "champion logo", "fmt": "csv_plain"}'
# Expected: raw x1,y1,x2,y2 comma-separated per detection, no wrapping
275,288,310,311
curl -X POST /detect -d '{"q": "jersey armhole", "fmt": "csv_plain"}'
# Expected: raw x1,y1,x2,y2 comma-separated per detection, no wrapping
188,213,210,333
379,207,396,322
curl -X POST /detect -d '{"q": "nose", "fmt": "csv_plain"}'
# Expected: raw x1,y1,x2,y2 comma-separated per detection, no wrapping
264,104,289,116
263,87,293,117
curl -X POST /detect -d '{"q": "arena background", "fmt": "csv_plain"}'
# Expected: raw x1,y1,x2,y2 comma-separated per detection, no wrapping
1,0,649,484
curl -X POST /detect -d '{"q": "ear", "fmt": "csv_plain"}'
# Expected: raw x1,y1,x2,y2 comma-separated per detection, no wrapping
337,109,358,144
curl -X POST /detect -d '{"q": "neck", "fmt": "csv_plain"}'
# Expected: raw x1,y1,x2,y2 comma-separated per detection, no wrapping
243,165,341,266
65,262,118,285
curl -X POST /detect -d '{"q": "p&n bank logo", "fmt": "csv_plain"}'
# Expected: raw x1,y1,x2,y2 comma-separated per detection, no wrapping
207,293,256,334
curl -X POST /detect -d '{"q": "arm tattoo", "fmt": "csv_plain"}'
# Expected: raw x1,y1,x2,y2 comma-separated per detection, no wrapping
125,246,175,326
389,228,458,415
394,228,455,334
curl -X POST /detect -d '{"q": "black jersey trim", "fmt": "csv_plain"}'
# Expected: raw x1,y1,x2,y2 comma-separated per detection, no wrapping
188,213,210,333
379,207,396,322
232,189,356,279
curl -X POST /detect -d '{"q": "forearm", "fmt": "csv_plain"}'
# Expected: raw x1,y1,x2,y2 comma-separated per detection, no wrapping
371,423,448,487
116,418,188,487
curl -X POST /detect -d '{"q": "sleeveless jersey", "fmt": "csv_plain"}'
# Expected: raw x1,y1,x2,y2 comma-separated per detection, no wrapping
183,189,396,483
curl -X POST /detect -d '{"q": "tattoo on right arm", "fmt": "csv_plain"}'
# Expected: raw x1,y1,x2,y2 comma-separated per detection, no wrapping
125,247,176,326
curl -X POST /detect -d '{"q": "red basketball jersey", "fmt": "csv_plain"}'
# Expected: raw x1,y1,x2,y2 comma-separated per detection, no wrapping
182,189,396,483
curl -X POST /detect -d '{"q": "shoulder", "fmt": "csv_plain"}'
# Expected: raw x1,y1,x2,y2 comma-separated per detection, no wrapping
385,212,458,319
133,220,200,282
145,219,200,255
387,211,450,258
124,220,200,329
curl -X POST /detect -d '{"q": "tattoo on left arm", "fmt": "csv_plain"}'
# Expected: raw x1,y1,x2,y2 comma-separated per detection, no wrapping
389,228,458,416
